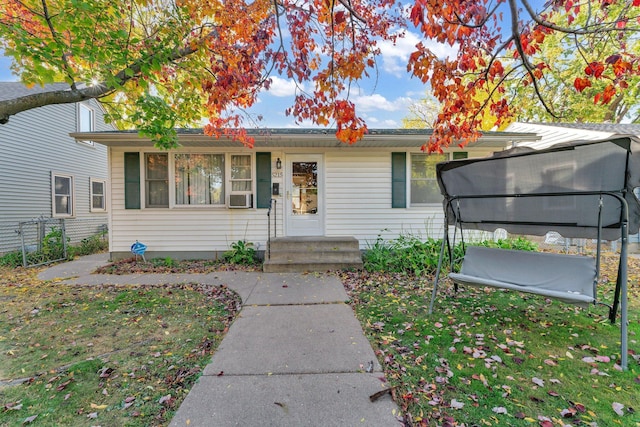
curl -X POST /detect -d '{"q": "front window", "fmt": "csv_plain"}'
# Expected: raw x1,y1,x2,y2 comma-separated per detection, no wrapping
411,153,447,205
91,179,107,212
52,173,74,217
145,153,169,207
230,155,252,192
175,154,225,205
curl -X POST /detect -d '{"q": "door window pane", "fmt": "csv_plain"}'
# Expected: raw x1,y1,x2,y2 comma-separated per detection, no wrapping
292,161,318,215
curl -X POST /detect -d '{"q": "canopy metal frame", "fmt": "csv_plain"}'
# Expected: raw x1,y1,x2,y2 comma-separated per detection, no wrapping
428,188,630,370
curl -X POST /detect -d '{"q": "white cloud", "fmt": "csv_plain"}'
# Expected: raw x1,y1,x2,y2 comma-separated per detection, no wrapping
377,30,457,77
265,76,300,97
352,93,414,113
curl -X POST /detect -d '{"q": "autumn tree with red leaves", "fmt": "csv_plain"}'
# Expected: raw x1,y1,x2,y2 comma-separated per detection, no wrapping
1,0,639,151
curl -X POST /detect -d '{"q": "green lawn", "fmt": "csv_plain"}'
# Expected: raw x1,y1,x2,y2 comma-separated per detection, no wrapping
0,267,240,427
341,262,640,426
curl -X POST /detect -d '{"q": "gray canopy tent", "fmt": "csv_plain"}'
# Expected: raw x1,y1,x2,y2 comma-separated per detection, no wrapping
428,135,640,370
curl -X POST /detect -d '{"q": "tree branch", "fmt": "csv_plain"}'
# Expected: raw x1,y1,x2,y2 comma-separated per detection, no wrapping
509,0,558,118
40,0,76,88
0,31,207,124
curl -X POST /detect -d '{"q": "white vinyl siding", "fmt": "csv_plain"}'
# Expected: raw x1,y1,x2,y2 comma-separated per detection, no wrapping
0,90,111,254
107,147,497,255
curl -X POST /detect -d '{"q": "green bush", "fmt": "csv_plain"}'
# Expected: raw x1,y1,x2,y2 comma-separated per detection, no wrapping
150,257,175,268
363,232,537,276
473,235,538,251
0,251,23,268
19,227,69,266
363,233,442,276
69,232,108,257
224,240,258,265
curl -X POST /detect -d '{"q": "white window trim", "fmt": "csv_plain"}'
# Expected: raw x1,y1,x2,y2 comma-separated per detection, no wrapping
77,103,95,147
52,172,75,218
90,178,107,212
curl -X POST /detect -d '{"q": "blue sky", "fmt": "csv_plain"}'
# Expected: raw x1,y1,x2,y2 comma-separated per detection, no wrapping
0,28,442,129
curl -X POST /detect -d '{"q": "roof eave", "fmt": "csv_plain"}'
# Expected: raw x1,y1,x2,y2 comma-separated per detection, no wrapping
69,129,540,149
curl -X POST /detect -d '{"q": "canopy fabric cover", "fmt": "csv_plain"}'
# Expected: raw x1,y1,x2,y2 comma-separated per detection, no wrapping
437,136,640,239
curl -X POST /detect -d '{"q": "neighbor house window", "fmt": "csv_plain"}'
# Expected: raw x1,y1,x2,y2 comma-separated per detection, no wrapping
77,103,95,146
52,173,74,217
90,179,107,212
230,155,252,192
410,153,447,205
175,154,225,205
145,153,169,207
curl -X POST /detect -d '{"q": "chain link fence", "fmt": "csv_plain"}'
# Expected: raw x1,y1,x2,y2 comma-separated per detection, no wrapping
0,217,108,267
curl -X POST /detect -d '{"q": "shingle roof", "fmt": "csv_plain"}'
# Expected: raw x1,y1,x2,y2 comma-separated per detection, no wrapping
0,82,71,102
524,121,640,135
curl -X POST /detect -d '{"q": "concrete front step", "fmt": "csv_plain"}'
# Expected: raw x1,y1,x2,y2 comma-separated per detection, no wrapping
264,236,363,273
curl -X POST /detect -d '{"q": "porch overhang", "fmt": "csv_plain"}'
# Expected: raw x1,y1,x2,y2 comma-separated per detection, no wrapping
71,128,540,150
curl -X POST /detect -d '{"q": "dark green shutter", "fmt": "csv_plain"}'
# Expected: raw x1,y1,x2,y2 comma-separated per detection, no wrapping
452,151,468,160
256,152,271,208
391,152,406,208
124,152,141,209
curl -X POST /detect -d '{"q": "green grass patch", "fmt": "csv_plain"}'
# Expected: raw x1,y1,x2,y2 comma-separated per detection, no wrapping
340,257,640,426
0,268,240,426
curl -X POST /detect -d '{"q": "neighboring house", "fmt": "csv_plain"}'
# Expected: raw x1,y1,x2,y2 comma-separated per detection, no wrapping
72,128,539,260
506,122,640,250
506,122,640,148
0,82,114,254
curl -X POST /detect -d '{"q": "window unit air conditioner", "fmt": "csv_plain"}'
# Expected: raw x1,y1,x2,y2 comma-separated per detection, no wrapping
229,194,252,208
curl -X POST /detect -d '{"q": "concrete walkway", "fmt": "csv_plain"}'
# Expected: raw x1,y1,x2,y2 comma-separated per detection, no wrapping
38,255,401,426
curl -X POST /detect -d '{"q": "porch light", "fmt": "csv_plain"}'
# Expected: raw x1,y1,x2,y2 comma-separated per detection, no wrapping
276,158,282,169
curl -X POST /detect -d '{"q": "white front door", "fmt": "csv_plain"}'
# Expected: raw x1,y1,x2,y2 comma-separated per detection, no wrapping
285,155,324,236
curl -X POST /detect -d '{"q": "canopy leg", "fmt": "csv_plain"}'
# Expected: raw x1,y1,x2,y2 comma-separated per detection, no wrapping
620,222,629,371
609,255,623,324
429,229,449,314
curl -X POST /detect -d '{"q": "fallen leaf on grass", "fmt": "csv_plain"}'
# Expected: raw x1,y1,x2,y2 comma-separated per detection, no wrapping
492,406,507,414
613,402,625,416
56,379,73,391
532,377,544,387
90,403,107,409
23,415,37,424
5,402,23,411
450,399,464,409
87,412,98,419
158,394,175,407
